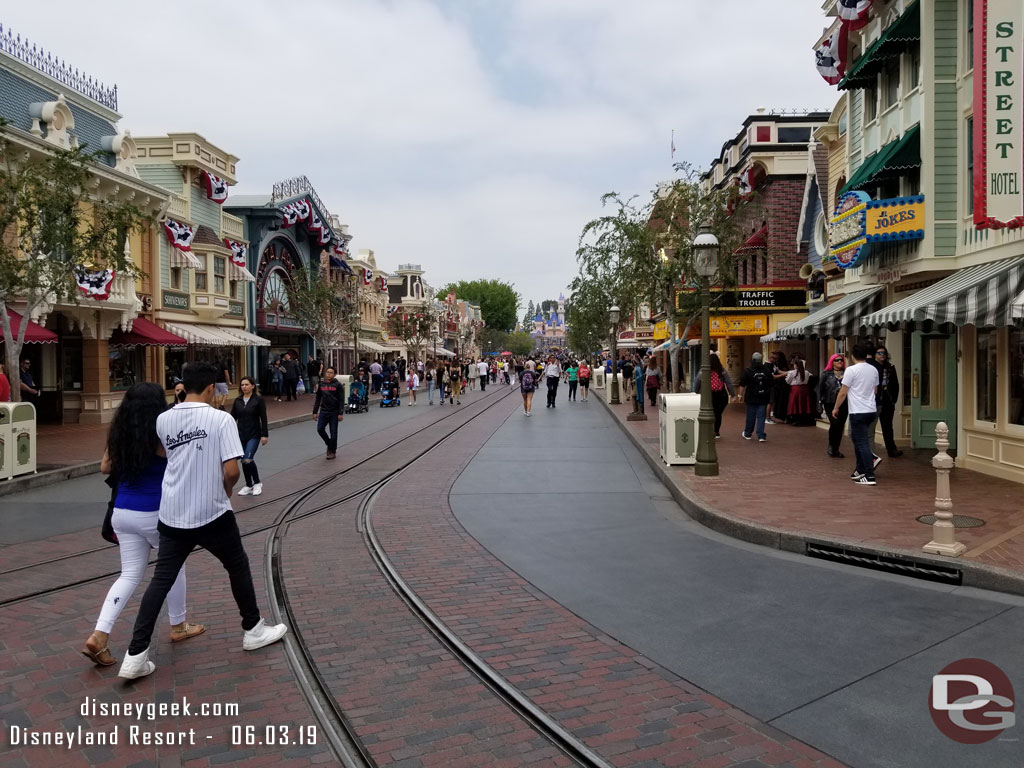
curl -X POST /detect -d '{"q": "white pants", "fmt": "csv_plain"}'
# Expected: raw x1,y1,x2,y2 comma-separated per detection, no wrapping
94,507,186,633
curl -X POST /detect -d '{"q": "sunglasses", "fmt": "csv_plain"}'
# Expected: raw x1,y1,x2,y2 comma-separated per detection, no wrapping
876,351,887,356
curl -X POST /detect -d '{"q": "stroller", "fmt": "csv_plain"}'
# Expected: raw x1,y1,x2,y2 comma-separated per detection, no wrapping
347,379,369,413
379,379,401,407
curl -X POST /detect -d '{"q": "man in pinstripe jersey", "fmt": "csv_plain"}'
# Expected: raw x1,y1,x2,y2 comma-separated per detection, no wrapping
119,362,288,680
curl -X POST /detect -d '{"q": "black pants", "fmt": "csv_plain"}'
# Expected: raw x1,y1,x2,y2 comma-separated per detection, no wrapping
129,512,260,654
712,390,729,436
568,380,578,400
825,402,849,454
879,399,899,454
648,387,658,406
480,376,487,391
546,377,559,406
317,412,339,453
284,378,298,401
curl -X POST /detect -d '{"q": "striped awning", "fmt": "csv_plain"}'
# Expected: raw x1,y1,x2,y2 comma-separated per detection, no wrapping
217,326,270,346
767,286,884,341
358,340,388,353
168,249,202,270
163,321,249,347
228,262,257,283
862,256,1024,331
1012,287,1024,321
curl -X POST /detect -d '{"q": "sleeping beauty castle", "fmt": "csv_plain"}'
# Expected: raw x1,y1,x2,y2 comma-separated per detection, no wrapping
530,293,567,356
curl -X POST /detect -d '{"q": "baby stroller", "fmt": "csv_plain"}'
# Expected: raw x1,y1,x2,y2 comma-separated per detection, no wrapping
347,379,369,413
379,380,400,407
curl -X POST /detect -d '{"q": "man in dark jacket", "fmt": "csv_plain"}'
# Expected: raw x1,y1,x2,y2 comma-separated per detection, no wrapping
875,345,903,457
306,355,322,395
738,352,773,442
312,366,344,459
282,353,301,401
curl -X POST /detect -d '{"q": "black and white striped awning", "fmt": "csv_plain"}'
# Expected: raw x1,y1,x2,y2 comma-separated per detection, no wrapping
861,256,1024,331
1012,287,1024,322
761,286,884,341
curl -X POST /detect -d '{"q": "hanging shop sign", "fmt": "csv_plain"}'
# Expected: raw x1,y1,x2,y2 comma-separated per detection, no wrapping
830,191,870,268
830,192,926,268
162,291,190,310
676,288,807,313
653,320,669,341
710,315,768,337
974,0,1024,229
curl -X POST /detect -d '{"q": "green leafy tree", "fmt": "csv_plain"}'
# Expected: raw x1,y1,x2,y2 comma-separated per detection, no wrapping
286,264,355,362
439,279,519,332
0,136,153,400
523,299,535,328
388,308,436,363
506,330,534,356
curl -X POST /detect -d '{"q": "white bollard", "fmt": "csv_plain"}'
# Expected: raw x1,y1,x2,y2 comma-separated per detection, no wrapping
922,422,966,557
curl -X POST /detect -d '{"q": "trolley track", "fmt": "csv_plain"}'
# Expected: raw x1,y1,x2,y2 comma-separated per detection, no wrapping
0,387,512,609
267,386,615,768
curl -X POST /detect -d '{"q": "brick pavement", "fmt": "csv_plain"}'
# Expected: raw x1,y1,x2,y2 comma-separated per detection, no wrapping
600,396,1024,588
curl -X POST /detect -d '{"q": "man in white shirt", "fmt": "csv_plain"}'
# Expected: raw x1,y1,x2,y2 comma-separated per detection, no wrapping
832,344,881,486
119,362,288,680
543,356,562,408
477,359,489,392
369,359,383,393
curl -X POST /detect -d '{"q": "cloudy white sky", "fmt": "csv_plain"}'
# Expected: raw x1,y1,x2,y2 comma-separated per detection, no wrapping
5,0,836,310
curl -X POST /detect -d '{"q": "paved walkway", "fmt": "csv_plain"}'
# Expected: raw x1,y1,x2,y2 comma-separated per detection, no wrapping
598,391,1024,592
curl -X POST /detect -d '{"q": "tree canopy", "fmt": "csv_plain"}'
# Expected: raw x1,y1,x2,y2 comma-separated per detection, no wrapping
439,279,519,332
286,265,355,359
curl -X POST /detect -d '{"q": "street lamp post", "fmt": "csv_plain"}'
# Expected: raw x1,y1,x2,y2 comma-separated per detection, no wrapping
609,304,620,404
693,224,719,477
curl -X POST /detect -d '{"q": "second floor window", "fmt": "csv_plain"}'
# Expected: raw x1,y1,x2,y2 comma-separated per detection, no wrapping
882,57,900,110
865,84,878,123
214,256,226,294
908,42,921,90
195,255,207,291
966,116,974,215
170,267,182,290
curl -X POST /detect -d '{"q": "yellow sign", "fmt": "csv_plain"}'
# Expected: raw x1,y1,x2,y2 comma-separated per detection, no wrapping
380,331,389,341
709,315,768,337
864,196,925,241
653,320,669,341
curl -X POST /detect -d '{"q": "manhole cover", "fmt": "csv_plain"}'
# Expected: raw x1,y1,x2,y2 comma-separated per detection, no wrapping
915,514,986,528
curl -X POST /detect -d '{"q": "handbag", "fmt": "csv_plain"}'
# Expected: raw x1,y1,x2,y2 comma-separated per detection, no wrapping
102,474,119,545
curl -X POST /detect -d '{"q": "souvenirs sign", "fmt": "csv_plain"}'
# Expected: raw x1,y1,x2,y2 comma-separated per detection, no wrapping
974,0,1024,229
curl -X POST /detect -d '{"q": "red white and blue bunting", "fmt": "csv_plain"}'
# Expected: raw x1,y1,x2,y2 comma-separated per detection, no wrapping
74,266,115,300
379,275,388,292
162,219,195,251
816,23,850,85
200,171,229,204
387,305,399,317
279,198,334,244
223,239,248,269
363,267,373,285
837,0,872,29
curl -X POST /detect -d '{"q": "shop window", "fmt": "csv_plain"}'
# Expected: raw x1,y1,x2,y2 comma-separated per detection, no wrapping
62,336,83,392
966,116,974,215
907,42,921,90
171,267,182,290
1011,329,1024,426
214,256,226,294
865,84,878,123
882,57,900,110
976,328,998,422
165,348,186,389
109,347,143,391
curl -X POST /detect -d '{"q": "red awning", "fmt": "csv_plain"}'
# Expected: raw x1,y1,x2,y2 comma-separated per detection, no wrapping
1,309,58,344
734,224,768,253
109,316,188,347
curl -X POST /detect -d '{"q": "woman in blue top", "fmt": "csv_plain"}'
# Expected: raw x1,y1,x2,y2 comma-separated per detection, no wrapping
82,382,204,666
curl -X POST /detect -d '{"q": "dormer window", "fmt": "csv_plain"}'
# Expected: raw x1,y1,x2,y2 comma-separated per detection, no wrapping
28,94,76,149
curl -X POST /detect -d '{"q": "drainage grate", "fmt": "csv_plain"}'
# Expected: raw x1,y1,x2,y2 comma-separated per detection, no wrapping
806,541,962,586
915,514,986,528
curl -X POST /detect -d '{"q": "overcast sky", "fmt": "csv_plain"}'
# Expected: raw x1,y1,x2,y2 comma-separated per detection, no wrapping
5,0,835,312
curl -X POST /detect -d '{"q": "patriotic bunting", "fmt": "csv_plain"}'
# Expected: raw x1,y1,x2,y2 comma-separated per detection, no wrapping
292,199,311,222
223,239,248,268
162,219,195,251
280,205,298,228
363,267,373,285
387,305,399,317
200,171,229,204
379,275,388,292
74,266,115,300
837,0,872,29
815,23,850,85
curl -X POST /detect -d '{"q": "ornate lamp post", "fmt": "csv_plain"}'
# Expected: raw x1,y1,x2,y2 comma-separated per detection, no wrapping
693,224,719,477
609,304,621,404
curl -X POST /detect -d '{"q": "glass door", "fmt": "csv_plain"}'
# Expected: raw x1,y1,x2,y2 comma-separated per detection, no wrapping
910,331,958,449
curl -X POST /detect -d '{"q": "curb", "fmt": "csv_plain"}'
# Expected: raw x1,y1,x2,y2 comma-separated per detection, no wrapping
595,392,1024,598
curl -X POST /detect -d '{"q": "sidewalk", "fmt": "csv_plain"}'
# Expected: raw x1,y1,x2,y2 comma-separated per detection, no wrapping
599,391,1024,594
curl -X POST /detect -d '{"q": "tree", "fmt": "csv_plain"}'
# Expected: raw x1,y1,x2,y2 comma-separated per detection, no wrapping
439,279,519,332
0,135,153,401
388,308,435,363
505,330,534,357
523,300,535,328
286,264,355,364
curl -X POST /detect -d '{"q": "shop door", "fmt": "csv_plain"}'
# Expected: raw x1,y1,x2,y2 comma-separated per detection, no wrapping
910,331,957,450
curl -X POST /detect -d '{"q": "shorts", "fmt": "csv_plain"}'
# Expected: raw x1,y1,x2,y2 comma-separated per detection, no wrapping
579,378,590,388
215,383,229,396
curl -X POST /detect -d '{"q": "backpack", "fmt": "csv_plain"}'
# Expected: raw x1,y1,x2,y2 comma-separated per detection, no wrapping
521,371,535,392
710,370,724,392
750,366,772,398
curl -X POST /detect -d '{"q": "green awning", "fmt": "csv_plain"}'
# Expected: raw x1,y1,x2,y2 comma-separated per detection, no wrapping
841,124,920,193
838,1,920,91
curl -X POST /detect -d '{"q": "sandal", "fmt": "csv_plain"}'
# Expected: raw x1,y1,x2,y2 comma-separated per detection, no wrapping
81,645,116,666
170,622,206,643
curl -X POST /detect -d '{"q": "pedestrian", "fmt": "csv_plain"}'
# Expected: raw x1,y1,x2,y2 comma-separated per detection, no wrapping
694,353,735,438
19,358,40,401
621,356,634,400
450,362,462,404
818,353,848,458
269,359,284,401
171,380,187,405
425,360,435,405
306,355,322,395
407,369,419,406
832,344,881,486
0,362,10,402
785,355,815,426
477,358,489,392
565,360,579,401
544,355,561,408
520,361,537,416
312,366,344,459
214,357,232,411
514,358,524,387
118,363,288,680
766,351,788,425
369,359,383,394
634,358,646,414
231,376,268,496
578,360,591,402
738,352,773,442
644,357,662,407
875,345,903,457
281,353,300,401
83,382,205,668
397,356,407,387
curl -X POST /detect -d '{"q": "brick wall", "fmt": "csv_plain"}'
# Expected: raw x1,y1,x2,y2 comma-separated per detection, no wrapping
765,179,805,284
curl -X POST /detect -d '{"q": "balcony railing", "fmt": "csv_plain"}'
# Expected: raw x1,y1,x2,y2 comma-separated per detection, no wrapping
166,194,189,221
222,212,244,241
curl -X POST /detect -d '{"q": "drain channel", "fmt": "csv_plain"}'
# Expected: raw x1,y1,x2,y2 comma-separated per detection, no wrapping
806,541,962,586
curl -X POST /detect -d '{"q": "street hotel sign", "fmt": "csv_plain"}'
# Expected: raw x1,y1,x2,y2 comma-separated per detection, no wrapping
974,0,1024,229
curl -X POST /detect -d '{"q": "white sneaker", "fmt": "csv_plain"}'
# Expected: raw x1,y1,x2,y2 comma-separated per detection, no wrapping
238,485,253,496
251,483,263,496
242,618,288,651
118,648,155,679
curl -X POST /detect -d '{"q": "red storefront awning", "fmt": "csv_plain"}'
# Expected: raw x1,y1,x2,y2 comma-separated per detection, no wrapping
109,316,188,347
734,224,768,253
1,310,58,344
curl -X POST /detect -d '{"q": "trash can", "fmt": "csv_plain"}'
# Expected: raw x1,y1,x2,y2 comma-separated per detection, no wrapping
0,404,14,481
604,373,625,404
8,399,36,479
594,367,606,389
336,374,352,402
659,393,700,465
